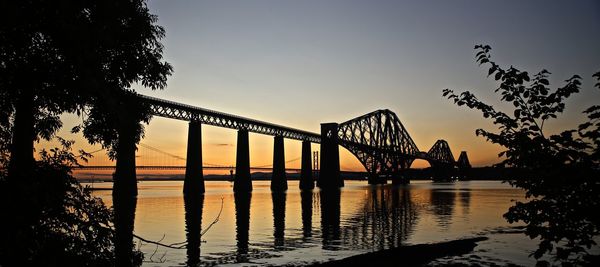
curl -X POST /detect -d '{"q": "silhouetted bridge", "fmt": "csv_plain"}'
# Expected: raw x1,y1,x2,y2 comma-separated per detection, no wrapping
95,94,471,193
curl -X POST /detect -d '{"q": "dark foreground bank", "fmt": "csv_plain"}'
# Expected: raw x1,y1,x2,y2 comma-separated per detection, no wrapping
309,237,488,267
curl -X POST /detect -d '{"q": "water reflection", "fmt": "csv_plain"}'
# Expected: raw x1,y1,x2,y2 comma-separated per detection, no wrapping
320,189,341,250
300,190,313,239
339,185,418,251
459,189,471,216
112,194,138,267
183,194,204,266
234,192,251,262
430,188,456,228
92,181,522,266
390,186,417,247
272,192,286,248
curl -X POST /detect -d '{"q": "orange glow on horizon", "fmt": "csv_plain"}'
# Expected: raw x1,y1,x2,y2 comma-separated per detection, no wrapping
35,113,503,174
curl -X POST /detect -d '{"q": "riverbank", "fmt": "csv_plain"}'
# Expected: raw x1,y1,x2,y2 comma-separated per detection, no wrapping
309,237,488,267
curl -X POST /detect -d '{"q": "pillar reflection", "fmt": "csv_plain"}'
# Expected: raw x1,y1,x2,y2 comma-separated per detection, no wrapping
112,194,138,267
234,192,251,262
430,188,456,229
320,189,341,250
300,190,313,239
184,194,204,266
459,189,471,216
272,191,286,247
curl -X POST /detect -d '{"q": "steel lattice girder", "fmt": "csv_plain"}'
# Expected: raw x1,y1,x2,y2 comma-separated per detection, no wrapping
456,151,471,168
426,140,455,165
140,94,461,172
337,109,421,174
139,94,321,143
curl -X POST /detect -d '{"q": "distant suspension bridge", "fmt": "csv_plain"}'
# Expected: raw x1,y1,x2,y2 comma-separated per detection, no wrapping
75,143,306,172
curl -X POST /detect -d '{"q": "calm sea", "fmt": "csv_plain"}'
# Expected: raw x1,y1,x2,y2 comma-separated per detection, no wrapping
88,180,539,266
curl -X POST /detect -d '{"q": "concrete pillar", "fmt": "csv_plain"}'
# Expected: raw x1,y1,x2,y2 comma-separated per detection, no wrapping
234,129,252,192
184,121,205,195
367,173,379,185
271,135,287,191
299,140,314,190
392,170,409,185
318,123,343,189
114,122,138,197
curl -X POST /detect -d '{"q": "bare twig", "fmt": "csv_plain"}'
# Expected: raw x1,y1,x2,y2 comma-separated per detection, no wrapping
133,196,225,250
134,233,186,249
201,197,224,236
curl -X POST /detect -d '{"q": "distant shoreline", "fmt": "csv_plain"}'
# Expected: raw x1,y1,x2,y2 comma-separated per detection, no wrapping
77,166,515,183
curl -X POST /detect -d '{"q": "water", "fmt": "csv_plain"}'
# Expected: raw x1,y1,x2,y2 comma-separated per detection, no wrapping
89,180,539,266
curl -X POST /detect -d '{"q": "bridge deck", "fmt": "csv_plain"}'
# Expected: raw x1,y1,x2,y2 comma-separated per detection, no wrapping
140,95,321,143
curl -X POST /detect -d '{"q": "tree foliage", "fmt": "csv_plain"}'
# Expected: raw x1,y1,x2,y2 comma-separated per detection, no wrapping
0,138,142,266
443,45,600,265
0,0,171,264
0,0,172,177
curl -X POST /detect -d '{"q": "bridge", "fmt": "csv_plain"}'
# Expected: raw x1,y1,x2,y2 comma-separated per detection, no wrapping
101,94,471,194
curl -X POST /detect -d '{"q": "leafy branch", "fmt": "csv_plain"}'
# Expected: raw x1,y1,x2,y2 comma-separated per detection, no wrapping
443,44,600,265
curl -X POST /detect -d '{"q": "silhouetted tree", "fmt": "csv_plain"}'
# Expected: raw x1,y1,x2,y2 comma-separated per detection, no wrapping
0,138,143,266
0,0,171,265
0,0,172,180
443,45,599,265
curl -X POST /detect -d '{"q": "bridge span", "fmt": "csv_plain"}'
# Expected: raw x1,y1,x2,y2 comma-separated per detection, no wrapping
109,94,471,194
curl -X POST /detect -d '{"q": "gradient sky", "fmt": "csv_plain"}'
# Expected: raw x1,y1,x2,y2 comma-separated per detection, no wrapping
44,0,600,170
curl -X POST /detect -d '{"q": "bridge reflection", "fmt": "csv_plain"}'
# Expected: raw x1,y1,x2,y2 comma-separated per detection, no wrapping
108,182,472,265
184,194,204,266
430,189,456,229
272,192,286,248
301,190,314,239
320,189,342,250
112,195,138,266
234,192,251,263
334,186,419,251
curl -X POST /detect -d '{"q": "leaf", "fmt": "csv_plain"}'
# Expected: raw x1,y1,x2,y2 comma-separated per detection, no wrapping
494,71,502,80
71,125,81,134
529,125,539,131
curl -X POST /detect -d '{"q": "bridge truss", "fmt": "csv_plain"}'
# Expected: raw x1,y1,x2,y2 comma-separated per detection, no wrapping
140,95,320,143
338,110,420,177
135,95,467,181
337,109,461,180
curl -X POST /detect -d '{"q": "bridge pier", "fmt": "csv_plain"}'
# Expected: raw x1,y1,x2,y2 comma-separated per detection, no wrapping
318,123,343,189
114,122,138,197
271,135,287,191
234,129,252,193
299,140,314,190
184,121,205,195
368,173,385,185
392,172,409,185
431,164,456,182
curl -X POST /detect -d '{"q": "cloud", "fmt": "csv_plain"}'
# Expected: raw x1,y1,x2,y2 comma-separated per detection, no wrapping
210,143,233,147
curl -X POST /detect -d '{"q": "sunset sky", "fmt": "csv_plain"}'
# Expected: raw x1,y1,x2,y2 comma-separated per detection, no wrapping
42,0,600,171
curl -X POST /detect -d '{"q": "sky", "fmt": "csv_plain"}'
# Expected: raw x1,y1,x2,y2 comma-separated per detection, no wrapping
45,0,600,171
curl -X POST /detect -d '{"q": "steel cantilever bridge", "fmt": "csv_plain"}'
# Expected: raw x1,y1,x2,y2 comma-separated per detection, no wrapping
128,94,470,192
